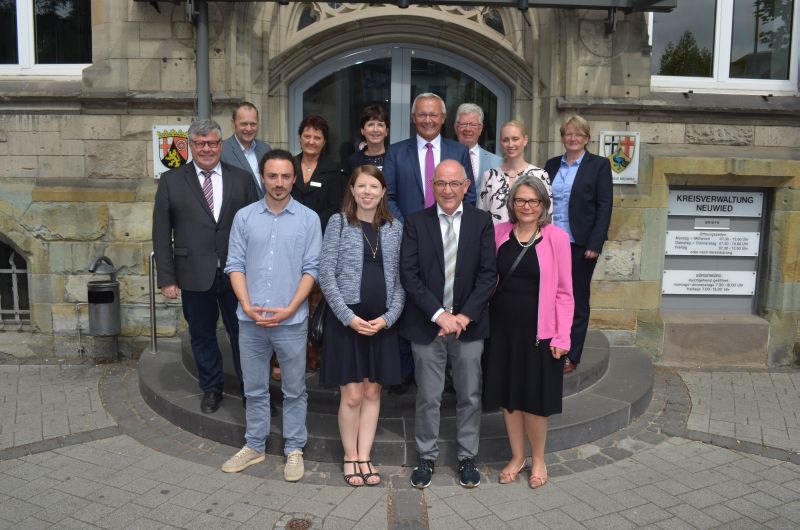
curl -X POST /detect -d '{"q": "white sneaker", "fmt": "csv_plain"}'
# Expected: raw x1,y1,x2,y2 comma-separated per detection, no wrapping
222,446,265,473
284,449,304,482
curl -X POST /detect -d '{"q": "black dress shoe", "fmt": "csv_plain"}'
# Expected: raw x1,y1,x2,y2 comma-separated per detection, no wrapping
388,374,415,395
201,391,222,413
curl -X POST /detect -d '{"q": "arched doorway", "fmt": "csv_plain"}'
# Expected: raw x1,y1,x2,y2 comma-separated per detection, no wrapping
289,44,511,162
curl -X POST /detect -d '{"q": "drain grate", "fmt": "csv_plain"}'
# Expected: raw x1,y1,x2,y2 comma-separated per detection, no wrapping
285,518,313,530
275,513,322,529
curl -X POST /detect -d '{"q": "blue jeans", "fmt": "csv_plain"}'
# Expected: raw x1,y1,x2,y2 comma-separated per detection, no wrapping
239,320,308,454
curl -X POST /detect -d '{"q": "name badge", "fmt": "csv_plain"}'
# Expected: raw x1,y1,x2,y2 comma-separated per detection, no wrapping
310,181,322,188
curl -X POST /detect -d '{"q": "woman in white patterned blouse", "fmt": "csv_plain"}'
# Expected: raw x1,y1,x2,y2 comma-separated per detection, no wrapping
478,120,552,224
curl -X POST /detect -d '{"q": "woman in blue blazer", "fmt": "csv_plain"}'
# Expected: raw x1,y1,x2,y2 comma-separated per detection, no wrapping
544,116,613,374
319,165,405,487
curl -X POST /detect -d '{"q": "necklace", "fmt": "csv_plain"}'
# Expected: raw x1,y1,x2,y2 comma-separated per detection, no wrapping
514,226,540,248
360,223,380,259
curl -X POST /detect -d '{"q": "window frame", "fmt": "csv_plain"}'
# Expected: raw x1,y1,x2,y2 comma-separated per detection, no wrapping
649,0,800,95
0,0,91,77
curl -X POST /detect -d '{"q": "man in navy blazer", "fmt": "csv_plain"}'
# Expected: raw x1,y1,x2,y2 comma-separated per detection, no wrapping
153,119,259,414
454,103,502,199
400,160,497,489
544,116,613,372
221,102,272,199
384,93,475,221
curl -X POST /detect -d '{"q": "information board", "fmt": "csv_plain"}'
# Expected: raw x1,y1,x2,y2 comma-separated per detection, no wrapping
665,231,759,256
662,270,756,295
668,191,763,217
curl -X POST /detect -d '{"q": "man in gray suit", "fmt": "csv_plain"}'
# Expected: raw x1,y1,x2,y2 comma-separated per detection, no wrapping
221,101,272,198
454,103,501,202
153,119,259,414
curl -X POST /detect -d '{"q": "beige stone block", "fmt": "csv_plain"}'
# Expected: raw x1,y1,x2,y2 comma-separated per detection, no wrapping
130,2,180,23
173,22,194,40
639,208,667,282
104,243,146,274
38,156,86,179
577,21,611,66
48,242,100,274
82,59,129,92
64,274,94,302
60,140,85,156
140,40,195,59
0,115,64,132
122,305,178,337
108,203,154,241
29,274,65,304
128,58,162,92
774,188,800,211
0,156,38,178
119,276,151,304
591,281,626,309
31,303,54,334
635,309,664,358
100,22,141,60
773,211,800,283
32,181,138,203
21,203,109,241
630,122,685,145
661,313,768,367
160,58,196,91
121,115,165,140
63,115,121,141
51,303,88,334
608,85,639,98
608,208,643,241
86,140,148,179
686,124,754,146
595,240,640,281
576,65,611,97
7,132,62,156
139,21,173,40
762,309,800,366
589,309,636,331
624,282,661,310
754,126,800,148
210,57,226,93
615,183,668,209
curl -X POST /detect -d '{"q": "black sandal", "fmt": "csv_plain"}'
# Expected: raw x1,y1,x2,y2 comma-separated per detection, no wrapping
343,460,363,487
359,460,381,486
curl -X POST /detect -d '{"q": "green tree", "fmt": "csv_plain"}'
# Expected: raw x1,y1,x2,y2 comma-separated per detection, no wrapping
658,31,713,77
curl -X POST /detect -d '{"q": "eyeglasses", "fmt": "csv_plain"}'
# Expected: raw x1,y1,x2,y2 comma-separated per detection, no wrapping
191,140,222,148
562,133,587,139
455,122,481,129
513,198,543,208
432,179,466,190
415,113,442,120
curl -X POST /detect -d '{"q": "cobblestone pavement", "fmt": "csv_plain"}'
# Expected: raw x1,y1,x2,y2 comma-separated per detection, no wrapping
0,361,798,529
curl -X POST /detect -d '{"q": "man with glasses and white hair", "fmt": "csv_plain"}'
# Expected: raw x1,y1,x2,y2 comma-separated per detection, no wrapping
153,119,259,414
454,103,501,200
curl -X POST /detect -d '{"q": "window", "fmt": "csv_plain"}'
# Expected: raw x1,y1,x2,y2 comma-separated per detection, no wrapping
651,0,799,94
0,0,92,76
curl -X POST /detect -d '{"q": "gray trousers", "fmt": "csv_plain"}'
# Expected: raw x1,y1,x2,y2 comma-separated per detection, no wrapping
412,335,483,461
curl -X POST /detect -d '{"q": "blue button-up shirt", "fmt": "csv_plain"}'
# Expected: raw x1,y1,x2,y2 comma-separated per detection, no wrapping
225,198,322,324
551,153,584,243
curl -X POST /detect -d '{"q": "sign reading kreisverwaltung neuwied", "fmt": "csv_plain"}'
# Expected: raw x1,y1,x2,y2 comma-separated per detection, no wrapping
153,125,192,179
599,131,639,185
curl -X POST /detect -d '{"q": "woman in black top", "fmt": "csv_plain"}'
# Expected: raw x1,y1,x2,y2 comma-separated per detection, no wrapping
343,105,389,176
292,115,345,232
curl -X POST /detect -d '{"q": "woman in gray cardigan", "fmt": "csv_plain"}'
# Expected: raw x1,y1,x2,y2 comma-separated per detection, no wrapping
319,165,405,487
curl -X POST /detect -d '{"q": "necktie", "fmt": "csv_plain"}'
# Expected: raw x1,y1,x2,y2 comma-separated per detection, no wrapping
424,143,435,208
442,213,458,310
470,150,479,186
201,170,214,213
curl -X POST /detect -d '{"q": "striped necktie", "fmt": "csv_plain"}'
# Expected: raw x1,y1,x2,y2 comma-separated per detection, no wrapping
442,212,459,310
201,170,214,213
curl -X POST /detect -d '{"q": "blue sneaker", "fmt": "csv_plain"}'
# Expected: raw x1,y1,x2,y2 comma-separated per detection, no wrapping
458,458,480,488
410,459,434,489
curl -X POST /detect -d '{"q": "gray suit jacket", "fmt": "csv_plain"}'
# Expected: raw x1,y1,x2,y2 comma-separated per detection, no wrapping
221,134,271,198
475,145,502,200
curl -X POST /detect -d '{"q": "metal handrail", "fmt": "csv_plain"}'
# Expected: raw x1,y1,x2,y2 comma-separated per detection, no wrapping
149,251,158,353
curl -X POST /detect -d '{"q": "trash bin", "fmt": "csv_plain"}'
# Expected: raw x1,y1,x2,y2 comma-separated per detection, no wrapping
87,256,120,337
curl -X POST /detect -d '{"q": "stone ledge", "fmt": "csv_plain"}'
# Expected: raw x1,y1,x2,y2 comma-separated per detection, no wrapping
32,178,139,202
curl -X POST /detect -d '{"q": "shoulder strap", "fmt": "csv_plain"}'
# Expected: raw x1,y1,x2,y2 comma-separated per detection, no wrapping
494,244,531,295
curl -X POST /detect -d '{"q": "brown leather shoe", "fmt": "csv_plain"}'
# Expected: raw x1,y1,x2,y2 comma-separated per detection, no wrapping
563,359,577,374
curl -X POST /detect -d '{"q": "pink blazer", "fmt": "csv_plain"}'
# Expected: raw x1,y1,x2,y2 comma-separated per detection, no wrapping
494,222,574,351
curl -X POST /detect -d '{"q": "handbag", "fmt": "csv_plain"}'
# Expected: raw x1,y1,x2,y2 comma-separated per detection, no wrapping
309,298,328,348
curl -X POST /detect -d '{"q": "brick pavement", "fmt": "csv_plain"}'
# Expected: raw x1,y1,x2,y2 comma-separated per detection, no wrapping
0,361,798,529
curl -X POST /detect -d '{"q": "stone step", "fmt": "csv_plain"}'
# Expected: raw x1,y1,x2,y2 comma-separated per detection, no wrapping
138,333,653,465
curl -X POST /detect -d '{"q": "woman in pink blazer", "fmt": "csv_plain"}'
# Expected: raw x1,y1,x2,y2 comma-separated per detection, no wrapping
483,174,574,489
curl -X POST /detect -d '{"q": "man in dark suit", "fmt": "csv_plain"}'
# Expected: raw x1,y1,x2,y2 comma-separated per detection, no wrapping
384,92,476,221
400,159,497,489
384,93,476,394
544,116,613,373
221,102,272,199
153,119,259,413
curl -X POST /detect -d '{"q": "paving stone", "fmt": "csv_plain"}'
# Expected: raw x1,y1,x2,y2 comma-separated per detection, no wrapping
665,503,721,529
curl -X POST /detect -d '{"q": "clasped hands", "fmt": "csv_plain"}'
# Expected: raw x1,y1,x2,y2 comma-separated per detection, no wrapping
245,305,293,327
435,312,470,338
349,316,388,336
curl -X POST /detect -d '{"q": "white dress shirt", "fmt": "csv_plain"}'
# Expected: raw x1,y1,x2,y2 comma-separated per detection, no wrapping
195,162,223,221
431,201,464,322
417,134,442,191
236,136,261,188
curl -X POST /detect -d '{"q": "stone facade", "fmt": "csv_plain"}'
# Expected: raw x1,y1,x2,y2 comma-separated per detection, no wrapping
0,2,797,365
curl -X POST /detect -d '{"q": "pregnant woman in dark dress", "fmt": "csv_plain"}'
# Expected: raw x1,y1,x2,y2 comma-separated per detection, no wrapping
483,174,574,489
318,165,404,487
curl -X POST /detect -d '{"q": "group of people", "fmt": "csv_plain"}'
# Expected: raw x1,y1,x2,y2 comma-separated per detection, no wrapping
152,94,613,490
